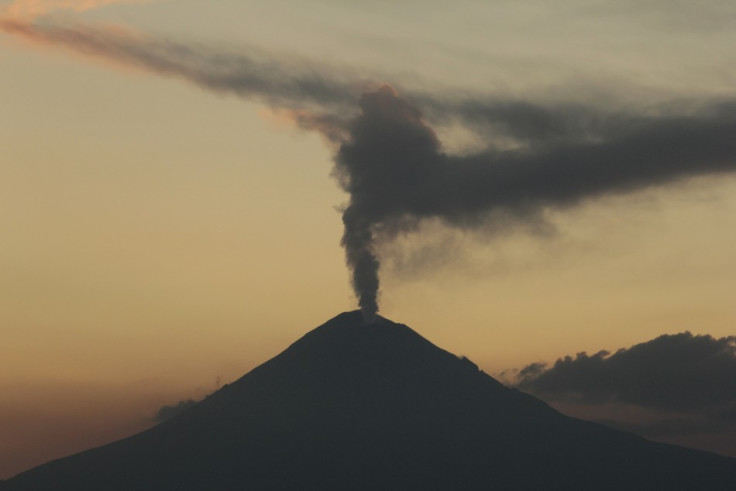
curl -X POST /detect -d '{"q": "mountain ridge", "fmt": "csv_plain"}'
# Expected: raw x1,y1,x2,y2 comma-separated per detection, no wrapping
4,311,736,490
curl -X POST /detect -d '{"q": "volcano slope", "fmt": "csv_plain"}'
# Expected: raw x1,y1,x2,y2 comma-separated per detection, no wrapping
4,311,736,490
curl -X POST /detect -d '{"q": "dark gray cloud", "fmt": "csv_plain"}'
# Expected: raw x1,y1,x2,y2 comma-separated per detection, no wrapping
4,18,736,316
154,399,197,423
514,332,736,411
335,86,736,318
507,332,736,457
416,96,637,149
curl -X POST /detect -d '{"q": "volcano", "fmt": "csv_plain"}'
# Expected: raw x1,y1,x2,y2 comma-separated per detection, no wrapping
4,311,736,490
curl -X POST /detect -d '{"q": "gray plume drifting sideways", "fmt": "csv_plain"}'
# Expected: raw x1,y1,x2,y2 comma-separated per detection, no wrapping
0,19,362,112
334,86,736,319
5,19,736,319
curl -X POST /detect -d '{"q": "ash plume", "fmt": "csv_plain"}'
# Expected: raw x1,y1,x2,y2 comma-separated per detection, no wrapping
334,87,736,319
4,13,736,317
0,18,363,114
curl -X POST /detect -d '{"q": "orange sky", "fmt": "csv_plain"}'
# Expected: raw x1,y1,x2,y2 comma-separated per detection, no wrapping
2,0,735,478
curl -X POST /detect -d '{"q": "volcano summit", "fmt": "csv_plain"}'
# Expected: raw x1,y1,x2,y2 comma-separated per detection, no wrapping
3,312,735,490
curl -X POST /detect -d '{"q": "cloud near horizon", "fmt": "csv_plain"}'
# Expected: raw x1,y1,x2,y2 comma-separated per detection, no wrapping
512,332,736,413
507,332,736,458
153,398,197,423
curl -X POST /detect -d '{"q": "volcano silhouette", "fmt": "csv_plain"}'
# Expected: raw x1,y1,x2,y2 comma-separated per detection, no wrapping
4,311,736,490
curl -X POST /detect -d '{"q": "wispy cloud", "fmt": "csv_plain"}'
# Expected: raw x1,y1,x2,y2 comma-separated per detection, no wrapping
1,0,151,21
0,15,364,114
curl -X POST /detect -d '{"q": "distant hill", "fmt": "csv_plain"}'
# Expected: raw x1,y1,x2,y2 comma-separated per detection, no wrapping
4,311,736,490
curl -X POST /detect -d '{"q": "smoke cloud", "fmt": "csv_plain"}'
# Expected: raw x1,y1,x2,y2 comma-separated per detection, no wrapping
0,17,364,114
4,13,736,317
334,87,736,319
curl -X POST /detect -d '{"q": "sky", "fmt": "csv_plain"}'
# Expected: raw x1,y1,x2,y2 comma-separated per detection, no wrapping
2,0,736,478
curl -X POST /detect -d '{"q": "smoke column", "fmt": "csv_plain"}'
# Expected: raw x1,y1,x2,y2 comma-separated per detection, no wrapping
333,87,736,320
4,13,736,319
334,85,443,320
